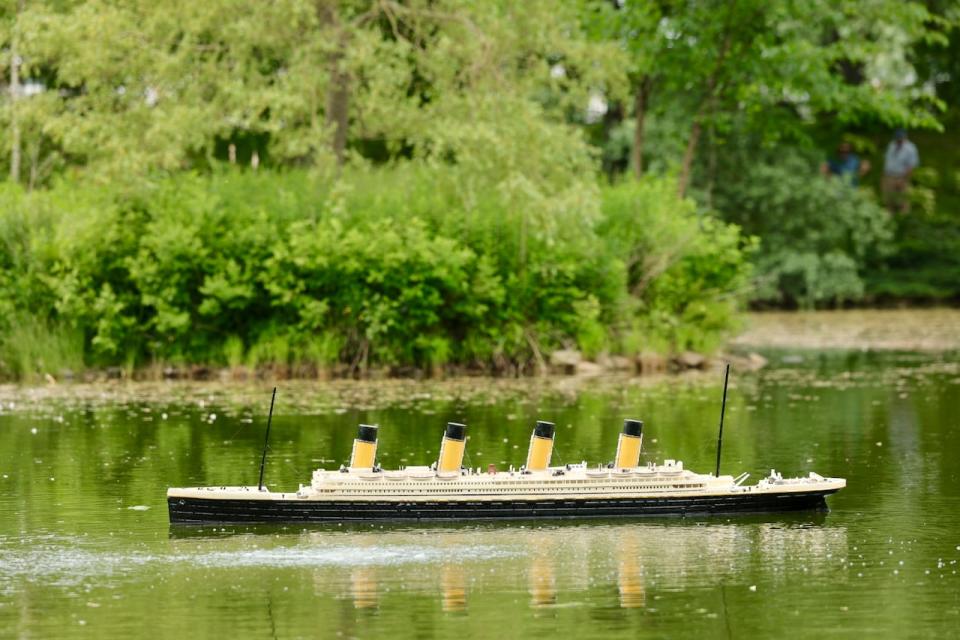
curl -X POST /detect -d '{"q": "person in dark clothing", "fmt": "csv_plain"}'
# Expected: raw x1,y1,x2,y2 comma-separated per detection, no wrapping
820,141,870,186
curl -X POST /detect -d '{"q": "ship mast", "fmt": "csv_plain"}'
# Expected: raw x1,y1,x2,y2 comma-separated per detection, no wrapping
258,387,278,491
714,364,730,477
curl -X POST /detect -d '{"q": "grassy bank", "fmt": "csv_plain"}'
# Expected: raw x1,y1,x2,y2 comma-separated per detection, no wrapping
0,167,752,382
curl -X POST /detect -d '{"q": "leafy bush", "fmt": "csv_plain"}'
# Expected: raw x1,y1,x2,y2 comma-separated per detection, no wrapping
0,167,752,378
600,179,754,353
712,152,893,308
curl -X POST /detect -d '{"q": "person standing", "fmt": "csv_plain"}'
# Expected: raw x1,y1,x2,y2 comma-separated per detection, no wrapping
882,129,919,214
821,141,870,186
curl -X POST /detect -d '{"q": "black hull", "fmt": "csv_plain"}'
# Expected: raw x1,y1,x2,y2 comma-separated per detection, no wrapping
168,489,837,524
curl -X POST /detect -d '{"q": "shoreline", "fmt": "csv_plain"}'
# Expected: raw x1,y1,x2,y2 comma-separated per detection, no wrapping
3,351,716,385
4,308,957,385
730,308,960,352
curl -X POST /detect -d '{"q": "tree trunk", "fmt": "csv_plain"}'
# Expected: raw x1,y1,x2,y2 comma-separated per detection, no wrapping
316,0,350,167
677,118,702,199
631,79,650,180
316,1,350,167
9,1,23,184
676,2,738,199
326,48,350,167
677,58,722,198
705,120,717,209
27,140,39,191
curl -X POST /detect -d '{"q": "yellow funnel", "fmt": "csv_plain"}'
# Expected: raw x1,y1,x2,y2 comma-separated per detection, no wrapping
349,424,378,469
525,421,555,471
614,419,643,469
438,422,467,473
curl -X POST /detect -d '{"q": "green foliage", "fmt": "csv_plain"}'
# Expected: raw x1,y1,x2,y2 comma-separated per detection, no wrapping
866,212,960,302
713,152,893,308
6,0,952,381
599,179,754,353
0,312,84,381
0,0,624,186
2,0,958,322
862,124,960,301
583,0,957,307
265,216,500,367
0,168,752,378
589,0,948,146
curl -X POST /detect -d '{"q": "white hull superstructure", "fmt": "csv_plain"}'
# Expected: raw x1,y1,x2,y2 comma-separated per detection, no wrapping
297,460,842,502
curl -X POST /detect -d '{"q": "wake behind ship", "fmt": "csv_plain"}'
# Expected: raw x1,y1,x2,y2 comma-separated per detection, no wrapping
167,419,845,524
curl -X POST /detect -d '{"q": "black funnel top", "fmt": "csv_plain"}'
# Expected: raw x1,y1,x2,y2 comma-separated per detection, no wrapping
445,422,466,441
622,419,643,437
534,420,556,439
356,424,379,443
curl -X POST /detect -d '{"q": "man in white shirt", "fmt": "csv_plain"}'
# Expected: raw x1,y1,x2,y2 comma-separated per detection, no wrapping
882,129,919,214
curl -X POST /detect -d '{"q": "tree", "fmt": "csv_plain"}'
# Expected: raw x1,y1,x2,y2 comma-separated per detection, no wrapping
590,0,950,197
1,0,623,185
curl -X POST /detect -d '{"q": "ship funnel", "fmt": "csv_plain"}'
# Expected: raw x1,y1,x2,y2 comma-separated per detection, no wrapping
525,421,555,471
350,424,379,469
614,419,643,469
438,422,467,473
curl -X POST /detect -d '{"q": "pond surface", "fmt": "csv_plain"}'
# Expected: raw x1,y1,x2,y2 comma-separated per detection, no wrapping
1,351,959,639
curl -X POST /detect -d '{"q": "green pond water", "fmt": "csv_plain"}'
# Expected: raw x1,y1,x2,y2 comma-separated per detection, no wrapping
1,351,958,639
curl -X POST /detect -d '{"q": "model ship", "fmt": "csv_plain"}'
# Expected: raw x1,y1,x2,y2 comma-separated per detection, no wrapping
167,418,845,524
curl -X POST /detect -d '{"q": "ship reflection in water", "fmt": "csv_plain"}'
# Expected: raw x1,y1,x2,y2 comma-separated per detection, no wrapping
219,515,846,613
441,564,468,613
349,567,379,610
529,551,557,608
618,531,645,609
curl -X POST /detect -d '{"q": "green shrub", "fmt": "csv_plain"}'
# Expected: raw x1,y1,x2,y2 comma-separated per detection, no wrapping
0,166,752,378
599,179,754,353
222,335,245,368
712,152,893,307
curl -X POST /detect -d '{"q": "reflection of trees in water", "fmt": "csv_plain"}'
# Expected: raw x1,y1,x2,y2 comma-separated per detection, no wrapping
4,356,955,515
755,524,849,583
